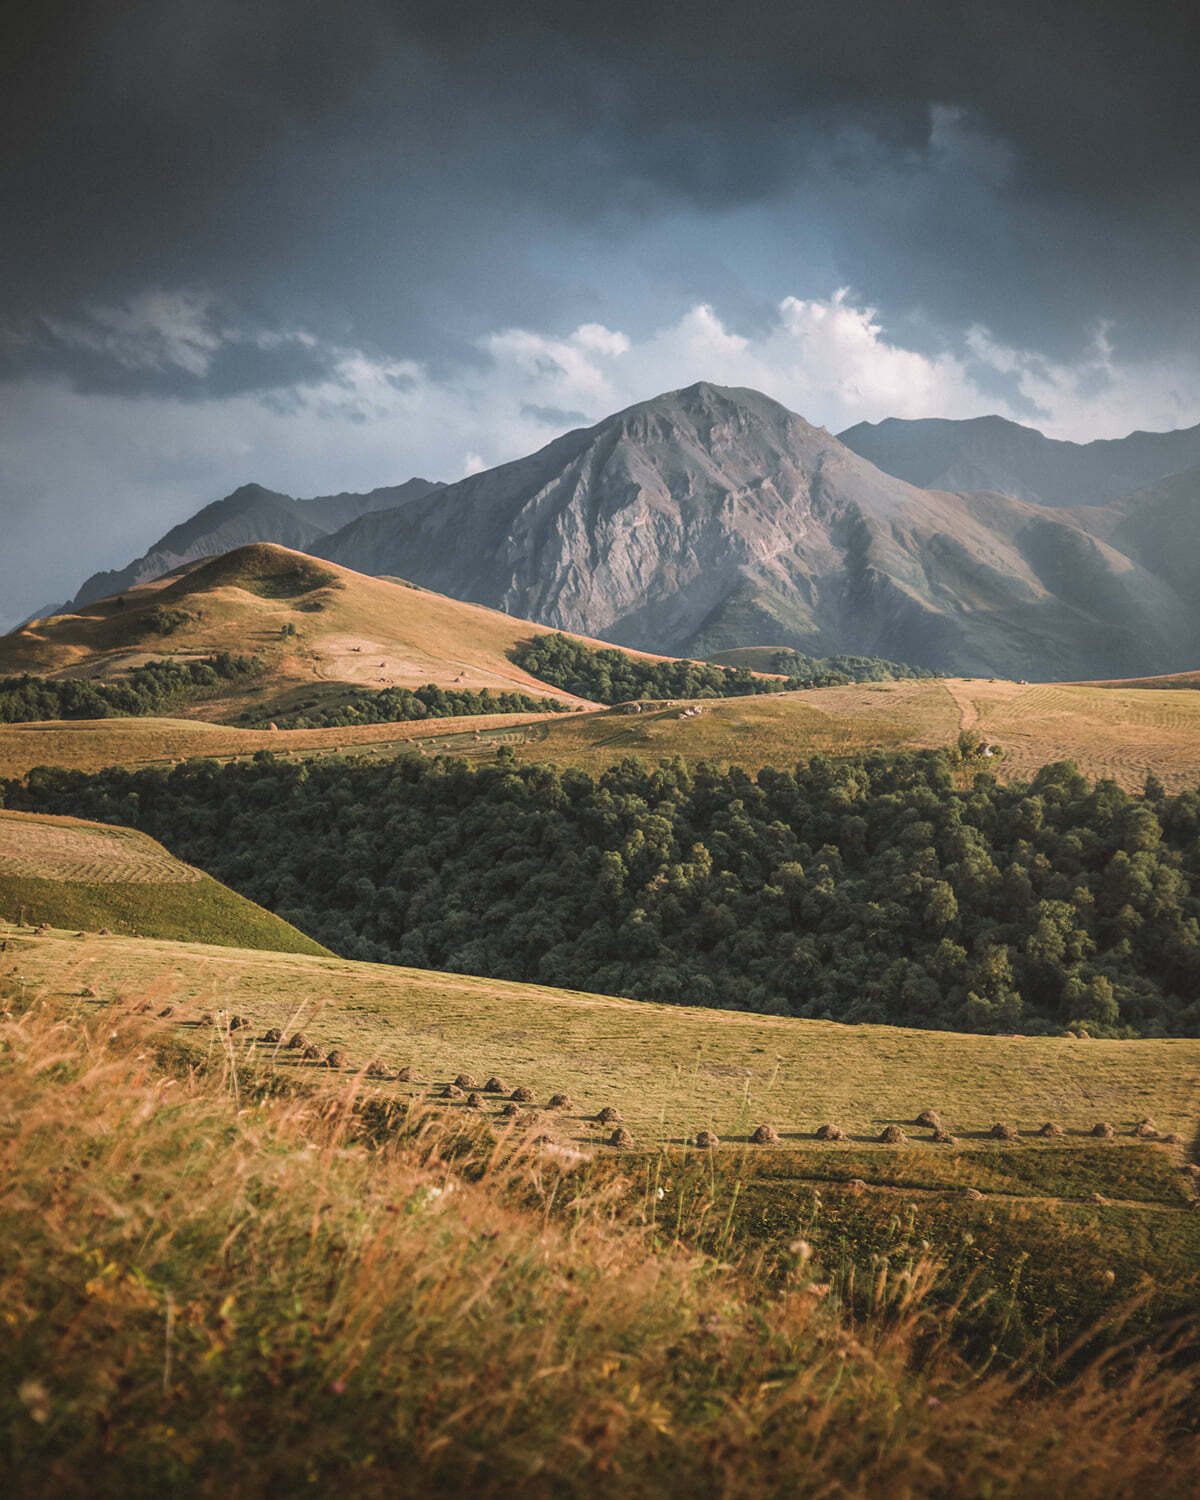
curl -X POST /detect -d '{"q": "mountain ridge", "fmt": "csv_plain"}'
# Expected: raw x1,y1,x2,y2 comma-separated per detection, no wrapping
59,477,444,616
310,382,1200,680
837,412,1200,508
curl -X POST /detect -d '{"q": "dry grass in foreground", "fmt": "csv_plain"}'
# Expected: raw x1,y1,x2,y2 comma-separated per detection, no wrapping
2,988,1199,1498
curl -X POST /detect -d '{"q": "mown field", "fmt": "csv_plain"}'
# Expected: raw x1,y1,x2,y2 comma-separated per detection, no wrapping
9,926,1197,1161
5,922,1198,1382
0,812,328,955
944,678,1200,791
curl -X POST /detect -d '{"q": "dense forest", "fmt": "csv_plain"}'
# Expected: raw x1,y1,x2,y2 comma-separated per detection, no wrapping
511,633,932,702
7,750,1198,1037
239,682,571,730
0,654,261,723
763,649,937,683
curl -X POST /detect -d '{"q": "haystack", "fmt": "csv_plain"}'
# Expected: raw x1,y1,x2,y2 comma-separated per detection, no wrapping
989,1123,1017,1140
815,1123,845,1141
609,1127,634,1148
751,1124,779,1145
878,1125,906,1144
1091,1122,1115,1138
693,1129,719,1149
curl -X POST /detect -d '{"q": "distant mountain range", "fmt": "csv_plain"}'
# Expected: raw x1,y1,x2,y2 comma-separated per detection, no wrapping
60,478,443,612
308,384,1199,679
45,386,1200,681
837,413,1200,508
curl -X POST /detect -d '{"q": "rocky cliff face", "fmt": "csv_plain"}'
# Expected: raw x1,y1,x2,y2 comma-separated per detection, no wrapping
312,384,1200,679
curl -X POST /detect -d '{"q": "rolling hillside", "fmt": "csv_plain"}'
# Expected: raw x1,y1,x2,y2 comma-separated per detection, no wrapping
3,676,1199,792
10,925,1200,1163
5,933,1198,1496
0,543,598,715
0,809,329,953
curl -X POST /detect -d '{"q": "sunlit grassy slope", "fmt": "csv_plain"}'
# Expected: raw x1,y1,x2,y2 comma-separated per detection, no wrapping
0,811,328,955
510,680,961,774
943,678,1200,790
0,712,553,778
1083,668,1200,690
9,926,1198,1158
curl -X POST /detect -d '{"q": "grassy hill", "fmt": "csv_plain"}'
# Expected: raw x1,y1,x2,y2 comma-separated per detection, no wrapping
0,543,597,715
6,927,1198,1383
1083,668,1200,691
11,926,1196,1151
0,810,328,954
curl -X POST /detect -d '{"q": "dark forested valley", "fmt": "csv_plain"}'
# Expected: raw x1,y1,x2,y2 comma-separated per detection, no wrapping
6,749,1199,1037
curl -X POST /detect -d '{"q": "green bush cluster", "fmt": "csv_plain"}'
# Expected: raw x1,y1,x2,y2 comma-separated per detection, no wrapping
511,632,932,702
8,750,1198,1037
242,682,571,729
0,654,261,723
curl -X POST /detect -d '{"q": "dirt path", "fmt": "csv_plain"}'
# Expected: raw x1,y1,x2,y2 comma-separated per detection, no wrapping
943,679,980,733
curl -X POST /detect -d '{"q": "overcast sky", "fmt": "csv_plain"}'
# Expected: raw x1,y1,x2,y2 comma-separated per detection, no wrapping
3,0,1199,624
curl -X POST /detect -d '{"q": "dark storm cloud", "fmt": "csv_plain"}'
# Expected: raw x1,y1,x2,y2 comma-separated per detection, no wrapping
3,0,1199,390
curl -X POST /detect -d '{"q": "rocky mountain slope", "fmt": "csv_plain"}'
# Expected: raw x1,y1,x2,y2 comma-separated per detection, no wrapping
61,478,443,613
311,383,1199,680
837,413,1200,508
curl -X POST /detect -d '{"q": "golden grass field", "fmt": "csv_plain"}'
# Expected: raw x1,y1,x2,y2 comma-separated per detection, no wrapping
3,675,1200,791
0,711,557,779
0,808,201,884
8,924,1198,1172
944,678,1200,791
511,679,961,774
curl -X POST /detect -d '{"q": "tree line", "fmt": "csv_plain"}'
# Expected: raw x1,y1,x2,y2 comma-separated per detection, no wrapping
240,683,573,729
0,654,261,723
6,749,1198,1038
510,633,933,703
